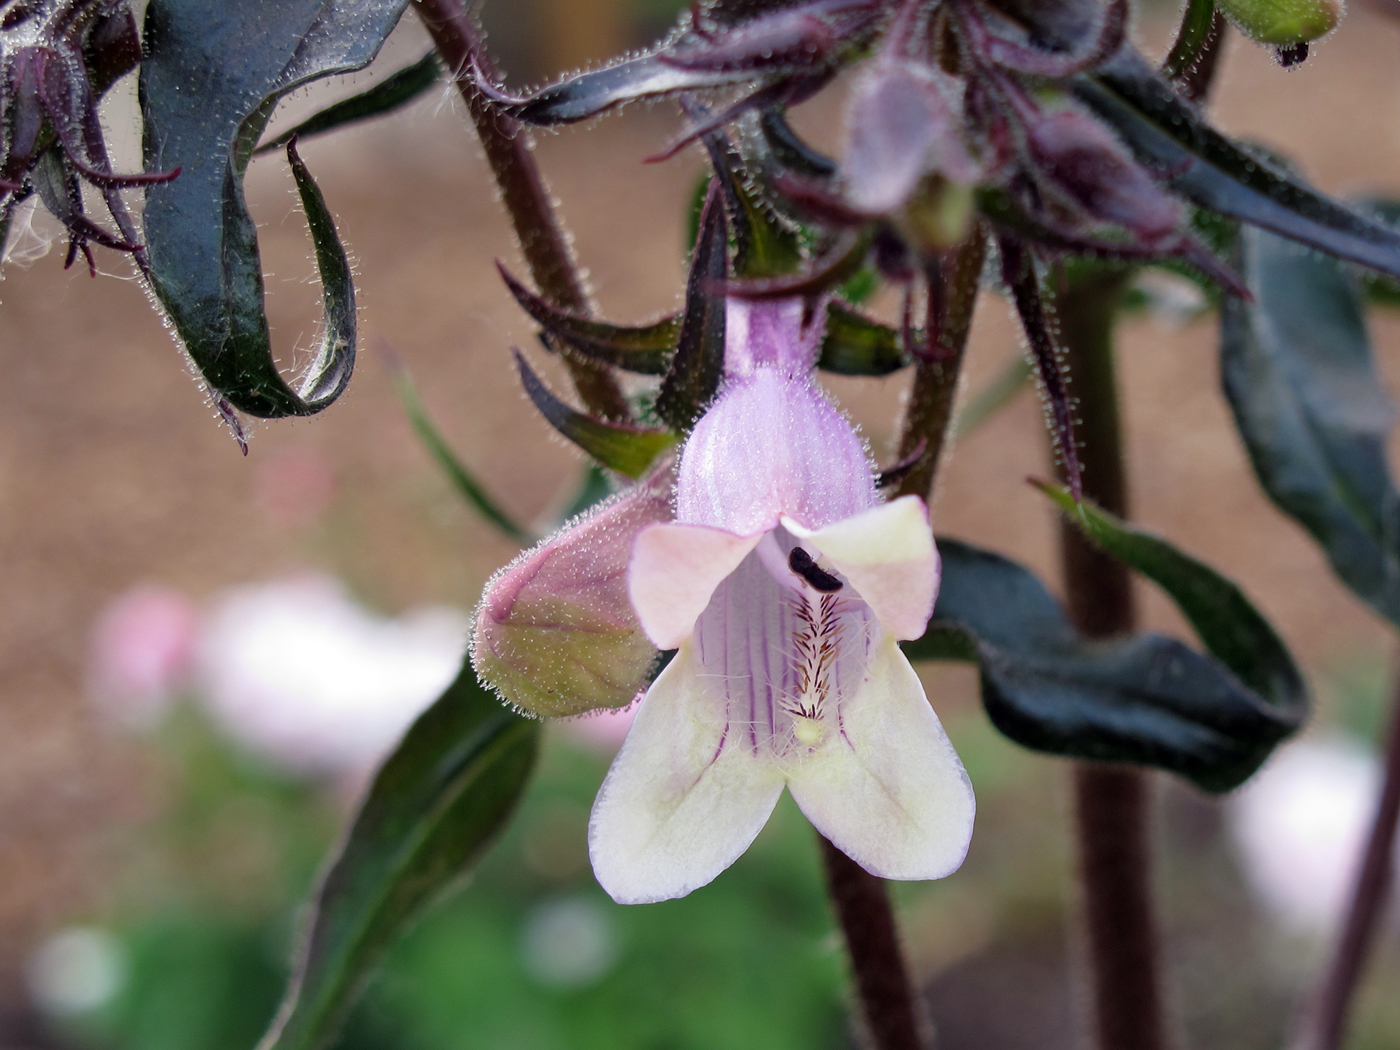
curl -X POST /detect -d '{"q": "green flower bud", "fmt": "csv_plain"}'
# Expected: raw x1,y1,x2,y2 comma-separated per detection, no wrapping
1217,0,1339,46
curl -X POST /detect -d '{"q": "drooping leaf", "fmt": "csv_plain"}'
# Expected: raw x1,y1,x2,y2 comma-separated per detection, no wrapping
1074,52,1400,280
1220,224,1400,626
1037,482,1308,715
818,302,910,376
498,264,678,375
389,360,533,545
258,659,539,1050
255,51,443,156
140,0,407,417
514,350,677,478
657,179,728,431
905,537,1303,792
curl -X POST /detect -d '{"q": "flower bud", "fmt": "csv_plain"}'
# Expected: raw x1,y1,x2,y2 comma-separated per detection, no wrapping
472,461,675,718
1216,0,1339,46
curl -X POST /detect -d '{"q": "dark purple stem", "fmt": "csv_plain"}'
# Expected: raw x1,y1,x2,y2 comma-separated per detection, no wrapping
895,225,988,500
410,0,630,421
1294,674,1400,1050
1054,267,1169,1050
819,836,927,1050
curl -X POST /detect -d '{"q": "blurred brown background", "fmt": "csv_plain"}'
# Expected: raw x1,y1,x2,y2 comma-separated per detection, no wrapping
3,0,1400,1042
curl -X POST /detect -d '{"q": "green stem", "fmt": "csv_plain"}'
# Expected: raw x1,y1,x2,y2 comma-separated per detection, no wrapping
1162,0,1228,104
1054,268,1170,1050
410,0,631,422
895,225,988,501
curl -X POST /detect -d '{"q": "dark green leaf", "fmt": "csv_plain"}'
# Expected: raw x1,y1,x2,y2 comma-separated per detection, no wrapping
1038,483,1308,715
818,303,910,376
499,264,677,375
1358,200,1400,307
905,536,1303,792
258,659,539,1050
1220,224,1400,626
657,180,728,431
1075,53,1400,280
389,361,533,545
514,350,677,478
255,52,443,156
140,0,407,417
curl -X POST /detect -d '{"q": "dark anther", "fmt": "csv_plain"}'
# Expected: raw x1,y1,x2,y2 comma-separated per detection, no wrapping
1276,42,1309,67
789,547,844,592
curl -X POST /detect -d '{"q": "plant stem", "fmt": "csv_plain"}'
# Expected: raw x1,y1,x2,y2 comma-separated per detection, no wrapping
819,837,927,1050
818,231,989,1050
1054,267,1169,1050
1294,670,1400,1050
1162,0,1228,104
410,0,630,421
895,226,988,501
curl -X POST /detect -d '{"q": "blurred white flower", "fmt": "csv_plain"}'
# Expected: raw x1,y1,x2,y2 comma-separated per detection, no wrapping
26,927,127,1016
87,585,200,729
195,575,468,776
1229,734,1398,937
520,896,619,988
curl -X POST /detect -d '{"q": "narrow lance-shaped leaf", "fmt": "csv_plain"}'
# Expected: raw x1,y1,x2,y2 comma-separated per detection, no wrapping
255,52,443,156
514,350,677,478
1220,223,1400,626
389,360,533,545
498,263,677,375
904,535,1303,792
1074,51,1400,280
258,658,539,1050
656,178,728,431
140,0,407,418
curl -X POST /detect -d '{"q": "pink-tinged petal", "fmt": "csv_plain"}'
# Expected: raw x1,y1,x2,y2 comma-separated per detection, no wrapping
787,638,974,880
783,496,938,639
678,369,879,535
628,524,763,649
472,461,674,718
589,644,786,904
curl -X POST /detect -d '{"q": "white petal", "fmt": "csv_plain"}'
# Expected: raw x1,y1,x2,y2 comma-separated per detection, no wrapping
787,638,974,881
628,523,762,649
588,644,785,903
783,496,938,640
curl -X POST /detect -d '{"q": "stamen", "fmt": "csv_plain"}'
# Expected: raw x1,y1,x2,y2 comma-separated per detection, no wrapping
788,546,843,592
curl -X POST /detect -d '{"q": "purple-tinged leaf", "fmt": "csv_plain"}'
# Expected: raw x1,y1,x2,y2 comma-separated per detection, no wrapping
483,54,756,127
657,180,728,431
498,264,677,375
661,0,884,73
722,229,869,299
1000,237,1083,500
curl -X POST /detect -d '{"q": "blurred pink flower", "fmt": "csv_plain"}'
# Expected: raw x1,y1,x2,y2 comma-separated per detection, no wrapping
560,705,638,754
195,575,468,777
87,585,199,728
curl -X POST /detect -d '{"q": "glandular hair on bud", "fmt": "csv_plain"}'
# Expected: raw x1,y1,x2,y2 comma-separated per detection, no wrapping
1216,0,1339,45
903,177,975,253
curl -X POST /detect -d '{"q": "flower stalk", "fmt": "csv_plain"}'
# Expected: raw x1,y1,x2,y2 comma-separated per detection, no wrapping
819,836,927,1050
1294,668,1400,1050
410,0,630,421
895,226,988,502
1053,266,1169,1050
